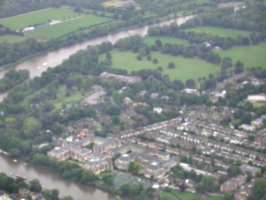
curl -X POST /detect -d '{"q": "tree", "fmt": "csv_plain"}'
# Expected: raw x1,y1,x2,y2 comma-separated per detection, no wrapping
62,196,73,200
51,189,59,200
167,62,175,69
129,182,141,196
153,58,158,64
253,178,266,199
22,117,41,139
81,171,97,184
30,179,42,192
195,184,204,194
186,79,196,88
202,176,218,192
8,148,21,158
223,193,234,200
235,60,244,74
0,173,7,188
128,162,142,174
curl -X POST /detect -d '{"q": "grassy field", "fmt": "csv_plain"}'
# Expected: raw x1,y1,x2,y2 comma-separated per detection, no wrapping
185,26,250,38
102,0,123,7
160,191,178,200
103,50,219,82
160,190,222,200
144,36,189,46
0,35,26,43
20,85,90,110
0,8,78,30
172,190,222,200
27,15,111,39
218,44,266,68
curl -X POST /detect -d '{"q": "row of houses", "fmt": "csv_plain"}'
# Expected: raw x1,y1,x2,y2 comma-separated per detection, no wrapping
158,129,266,164
100,72,141,84
115,117,181,139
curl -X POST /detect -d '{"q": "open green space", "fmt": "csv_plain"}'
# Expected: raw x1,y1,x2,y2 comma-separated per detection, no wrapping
217,44,266,68
103,50,219,82
27,15,111,39
112,175,150,189
144,36,189,46
102,0,123,7
160,191,178,200
185,26,250,38
0,35,26,43
172,190,222,200
21,85,91,110
0,8,78,30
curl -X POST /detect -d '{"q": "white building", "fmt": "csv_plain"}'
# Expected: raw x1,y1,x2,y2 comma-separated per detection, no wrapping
246,95,266,103
239,124,255,132
153,107,163,114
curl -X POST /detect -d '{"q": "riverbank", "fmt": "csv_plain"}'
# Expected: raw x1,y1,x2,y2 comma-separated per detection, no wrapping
0,14,194,72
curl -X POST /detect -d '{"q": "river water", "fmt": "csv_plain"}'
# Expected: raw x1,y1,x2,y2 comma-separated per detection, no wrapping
0,16,193,199
0,154,115,200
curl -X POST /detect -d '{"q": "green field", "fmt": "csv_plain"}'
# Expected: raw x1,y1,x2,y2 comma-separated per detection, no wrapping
27,15,111,38
186,26,250,38
172,190,222,200
0,8,78,30
160,190,222,200
144,36,189,46
218,44,266,68
103,50,219,82
0,35,26,43
160,191,178,200
102,0,123,7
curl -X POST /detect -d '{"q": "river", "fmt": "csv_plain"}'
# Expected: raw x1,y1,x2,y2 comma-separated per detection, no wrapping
0,154,116,200
0,15,193,101
0,16,193,199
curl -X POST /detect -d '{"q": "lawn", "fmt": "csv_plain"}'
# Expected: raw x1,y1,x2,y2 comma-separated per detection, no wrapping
0,8,78,30
172,190,222,200
0,35,26,43
102,0,123,7
103,50,219,82
51,85,91,109
144,36,189,46
217,44,266,69
27,15,111,38
160,191,178,200
185,26,250,38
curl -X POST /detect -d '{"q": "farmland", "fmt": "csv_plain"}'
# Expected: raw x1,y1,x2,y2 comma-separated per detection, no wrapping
0,35,26,43
101,50,219,82
144,36,189,46
185,26,250,38
27,15,111,39
218,44,266,68
0,8,78,30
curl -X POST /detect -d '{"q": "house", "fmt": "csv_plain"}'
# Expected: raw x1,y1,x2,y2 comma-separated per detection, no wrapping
153,107,163,114
100,72,141,84
245,94,266,103
182,88,198,95
239,124,255,132
161,95,170,101
123,97,133,105
234,182,254,200
150,93,158,99
240,164,260,177
0,194,12,200
220,175,247,192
